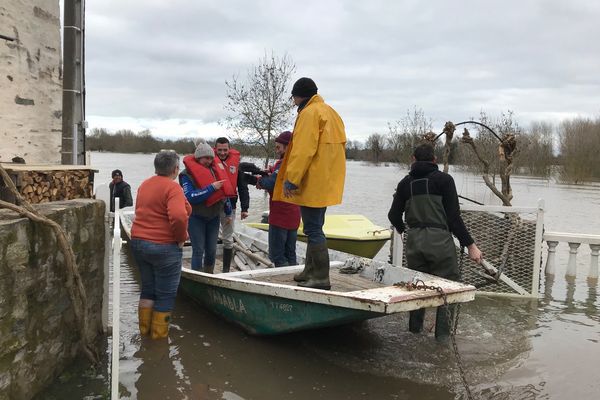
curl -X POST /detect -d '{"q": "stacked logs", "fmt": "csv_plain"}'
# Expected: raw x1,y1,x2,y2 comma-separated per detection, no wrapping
18,170,93,203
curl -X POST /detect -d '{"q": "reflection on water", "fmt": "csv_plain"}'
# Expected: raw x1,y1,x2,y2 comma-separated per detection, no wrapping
37,153,600,399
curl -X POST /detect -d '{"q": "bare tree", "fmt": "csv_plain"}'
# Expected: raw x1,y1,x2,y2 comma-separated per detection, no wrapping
224,52,296,168
520,121,554,177
559,116,600,183
443,112,519,206
365,133,386,163
387,107,433,164
346,139,363,160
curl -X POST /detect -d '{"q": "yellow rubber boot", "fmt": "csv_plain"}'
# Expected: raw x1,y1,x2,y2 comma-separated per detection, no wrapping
151,311,171,340
138,307,153,336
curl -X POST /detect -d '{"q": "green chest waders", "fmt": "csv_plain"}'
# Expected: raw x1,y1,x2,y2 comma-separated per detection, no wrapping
404,176,458,342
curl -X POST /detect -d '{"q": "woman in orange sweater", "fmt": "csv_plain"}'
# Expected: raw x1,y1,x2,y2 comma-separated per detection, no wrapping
130,150,192,339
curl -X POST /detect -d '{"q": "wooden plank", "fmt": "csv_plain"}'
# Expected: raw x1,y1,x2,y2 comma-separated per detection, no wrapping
330,272,383,291
249,270,384,293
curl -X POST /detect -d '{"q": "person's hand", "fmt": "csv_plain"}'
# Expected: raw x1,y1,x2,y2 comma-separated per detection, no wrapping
283,180,298,198
177,241,185,249
212,180,225,190
467,243,483,264
224,217,232,225
240,211,249,220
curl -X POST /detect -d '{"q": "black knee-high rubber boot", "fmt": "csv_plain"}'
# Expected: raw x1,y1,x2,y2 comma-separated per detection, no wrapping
435,304,456,343
409,309,425,333
222,248,233,273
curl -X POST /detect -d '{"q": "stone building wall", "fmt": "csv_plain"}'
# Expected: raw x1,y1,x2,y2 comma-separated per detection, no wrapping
0,200,105,400
0,0,62,164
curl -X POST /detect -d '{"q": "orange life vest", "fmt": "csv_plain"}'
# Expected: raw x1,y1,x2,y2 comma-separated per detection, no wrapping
214,148,240,197
183,155,236,206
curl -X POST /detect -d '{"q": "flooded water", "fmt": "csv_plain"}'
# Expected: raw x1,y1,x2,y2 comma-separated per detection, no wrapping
38,152,600,400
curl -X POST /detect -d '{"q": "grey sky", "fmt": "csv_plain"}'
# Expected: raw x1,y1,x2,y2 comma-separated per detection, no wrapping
84,0,600,140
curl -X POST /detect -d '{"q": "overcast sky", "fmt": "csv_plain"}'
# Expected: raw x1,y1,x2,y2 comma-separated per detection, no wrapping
83,0,600,141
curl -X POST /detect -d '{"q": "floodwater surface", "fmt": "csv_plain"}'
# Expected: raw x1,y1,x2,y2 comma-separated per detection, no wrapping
37,152,600,400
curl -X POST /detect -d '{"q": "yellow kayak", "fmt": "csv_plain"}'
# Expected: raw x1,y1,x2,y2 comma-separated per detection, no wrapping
246,214,391,259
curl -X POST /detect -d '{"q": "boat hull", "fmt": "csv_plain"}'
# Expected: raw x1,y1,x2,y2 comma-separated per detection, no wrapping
180,276,381,335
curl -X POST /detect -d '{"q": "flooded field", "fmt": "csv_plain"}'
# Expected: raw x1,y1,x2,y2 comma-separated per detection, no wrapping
37,152,600,399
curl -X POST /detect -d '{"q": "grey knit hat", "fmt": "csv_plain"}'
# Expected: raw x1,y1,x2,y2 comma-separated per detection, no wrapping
194,139,214,159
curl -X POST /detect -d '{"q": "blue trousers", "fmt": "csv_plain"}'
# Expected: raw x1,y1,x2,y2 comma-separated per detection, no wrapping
188,214,220,271
268,225,298,267
300,206,327,244
131,239,182,312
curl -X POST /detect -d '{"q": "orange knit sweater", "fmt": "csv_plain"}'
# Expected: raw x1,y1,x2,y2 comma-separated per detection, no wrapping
131,175,192,244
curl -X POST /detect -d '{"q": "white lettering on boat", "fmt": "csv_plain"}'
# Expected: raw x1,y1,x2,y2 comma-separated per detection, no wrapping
207,289,247,314
270,302,293,312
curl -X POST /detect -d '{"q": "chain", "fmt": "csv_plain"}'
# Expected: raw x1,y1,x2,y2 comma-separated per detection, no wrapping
393,279,474,400
453,249,465,335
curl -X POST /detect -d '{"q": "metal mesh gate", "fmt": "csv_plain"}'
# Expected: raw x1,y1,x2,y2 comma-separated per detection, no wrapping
392,202,544,297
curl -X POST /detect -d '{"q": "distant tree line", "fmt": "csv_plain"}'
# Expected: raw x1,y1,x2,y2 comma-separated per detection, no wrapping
351,108,600,183
86,128,268,158
87,128,197,155
87,111,600,183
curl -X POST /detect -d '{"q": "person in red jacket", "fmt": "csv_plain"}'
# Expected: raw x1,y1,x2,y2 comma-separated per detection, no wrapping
214,137,250,272
130,150,192,340
257,131,301,267
179,140,233,273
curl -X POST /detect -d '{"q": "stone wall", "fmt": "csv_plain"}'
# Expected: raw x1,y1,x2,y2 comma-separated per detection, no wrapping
0,200,105,400
0,0,62,164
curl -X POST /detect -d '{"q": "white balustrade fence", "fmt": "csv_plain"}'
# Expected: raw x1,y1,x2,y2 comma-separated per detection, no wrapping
543,232,600,279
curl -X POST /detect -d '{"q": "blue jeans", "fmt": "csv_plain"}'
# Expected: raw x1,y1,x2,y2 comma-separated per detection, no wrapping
300,206,327,244
130,239,182,312
268,225,298,267
188,214,220,271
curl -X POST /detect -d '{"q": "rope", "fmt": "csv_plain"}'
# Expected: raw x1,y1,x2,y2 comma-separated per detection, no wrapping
0,165,99,365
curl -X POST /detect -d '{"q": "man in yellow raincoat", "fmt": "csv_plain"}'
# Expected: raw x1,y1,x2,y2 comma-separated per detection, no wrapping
273,77,346,289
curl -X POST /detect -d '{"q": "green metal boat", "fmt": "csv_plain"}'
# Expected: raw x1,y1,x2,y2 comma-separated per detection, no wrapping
121,211,476,335
179,261,476,335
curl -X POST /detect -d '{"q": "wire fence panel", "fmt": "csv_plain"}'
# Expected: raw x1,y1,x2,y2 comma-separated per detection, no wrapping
394,203,543,297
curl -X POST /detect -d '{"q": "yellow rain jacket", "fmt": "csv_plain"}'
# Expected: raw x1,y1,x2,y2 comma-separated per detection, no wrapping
273,95,346,207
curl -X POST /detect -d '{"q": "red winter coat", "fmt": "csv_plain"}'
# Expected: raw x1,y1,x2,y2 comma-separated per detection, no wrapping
267,159,301,230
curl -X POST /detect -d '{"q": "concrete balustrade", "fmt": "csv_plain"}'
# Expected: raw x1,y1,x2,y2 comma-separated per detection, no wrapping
543,232,600,278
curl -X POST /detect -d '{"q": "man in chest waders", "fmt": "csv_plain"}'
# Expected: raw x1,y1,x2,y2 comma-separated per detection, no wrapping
388,143,482,343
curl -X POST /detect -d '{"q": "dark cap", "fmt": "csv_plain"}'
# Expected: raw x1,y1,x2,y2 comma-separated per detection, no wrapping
111,169,123,178
291,77,318,98
275,131,293,145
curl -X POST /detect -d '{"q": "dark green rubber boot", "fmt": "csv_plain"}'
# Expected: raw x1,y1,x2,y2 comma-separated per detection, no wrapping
409,309,425,333
298,242,331,290
294,243,313,282
435,304,456,344
222,248,233,273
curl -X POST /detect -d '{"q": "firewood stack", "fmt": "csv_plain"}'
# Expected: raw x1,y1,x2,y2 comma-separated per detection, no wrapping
0,165,95,205
19,170,93,203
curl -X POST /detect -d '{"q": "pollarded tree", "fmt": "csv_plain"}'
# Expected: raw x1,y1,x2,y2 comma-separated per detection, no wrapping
224,52,296,168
